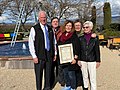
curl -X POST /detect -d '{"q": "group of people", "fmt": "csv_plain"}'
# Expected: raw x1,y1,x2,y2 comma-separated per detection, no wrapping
28,11,101,90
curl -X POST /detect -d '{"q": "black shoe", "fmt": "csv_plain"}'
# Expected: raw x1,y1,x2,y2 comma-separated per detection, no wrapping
83,88,88,90
60,82,65,86
43,87,51,90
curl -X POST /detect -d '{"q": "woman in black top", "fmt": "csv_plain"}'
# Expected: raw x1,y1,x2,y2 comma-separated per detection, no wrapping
58,20,80,90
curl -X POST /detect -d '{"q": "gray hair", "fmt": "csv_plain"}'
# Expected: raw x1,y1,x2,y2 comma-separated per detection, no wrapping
38,11,46,17
83,21,93,30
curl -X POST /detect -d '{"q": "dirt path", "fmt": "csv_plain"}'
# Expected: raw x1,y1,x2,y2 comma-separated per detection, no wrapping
0,46,120,90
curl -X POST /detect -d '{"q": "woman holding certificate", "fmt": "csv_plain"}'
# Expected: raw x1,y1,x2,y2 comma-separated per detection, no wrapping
58,20,80,90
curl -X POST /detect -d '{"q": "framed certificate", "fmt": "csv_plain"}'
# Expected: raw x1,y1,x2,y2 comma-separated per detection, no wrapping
58,43,74,64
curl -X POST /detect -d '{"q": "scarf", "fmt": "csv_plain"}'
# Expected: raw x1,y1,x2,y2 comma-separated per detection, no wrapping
84,33,92,45
60,32,73,43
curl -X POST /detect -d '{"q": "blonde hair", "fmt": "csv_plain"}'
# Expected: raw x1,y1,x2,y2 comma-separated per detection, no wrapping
83,21,93,30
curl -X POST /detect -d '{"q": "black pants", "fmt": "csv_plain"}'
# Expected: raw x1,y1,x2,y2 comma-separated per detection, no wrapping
50,60,58,88
58,65,65,86
76,69,84,89
34,51,52,90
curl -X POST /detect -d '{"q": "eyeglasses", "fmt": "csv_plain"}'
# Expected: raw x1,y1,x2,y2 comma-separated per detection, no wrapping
83,27,89,29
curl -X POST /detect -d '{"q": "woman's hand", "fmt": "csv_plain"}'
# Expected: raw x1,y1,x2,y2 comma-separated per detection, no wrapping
96,62,100,68
74,55,78,59
78,61,82,67
71,59,76,64
91,33,96,38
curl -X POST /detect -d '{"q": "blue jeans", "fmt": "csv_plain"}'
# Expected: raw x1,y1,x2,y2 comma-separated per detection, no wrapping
63,67,76,89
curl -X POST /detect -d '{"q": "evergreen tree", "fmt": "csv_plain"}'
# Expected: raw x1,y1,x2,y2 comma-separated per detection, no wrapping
103,2,111,30
91,6,96,32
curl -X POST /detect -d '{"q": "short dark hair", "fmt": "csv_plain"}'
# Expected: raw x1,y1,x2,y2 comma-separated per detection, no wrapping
74,19,82,24
51,17,59,22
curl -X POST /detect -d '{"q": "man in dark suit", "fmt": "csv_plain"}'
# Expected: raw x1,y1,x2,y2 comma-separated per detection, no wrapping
29,11,57,90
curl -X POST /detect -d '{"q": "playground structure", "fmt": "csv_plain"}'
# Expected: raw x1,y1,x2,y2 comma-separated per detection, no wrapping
10,0,39,47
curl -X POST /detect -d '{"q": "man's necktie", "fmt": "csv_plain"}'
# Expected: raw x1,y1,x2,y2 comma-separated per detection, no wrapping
44,26,50,51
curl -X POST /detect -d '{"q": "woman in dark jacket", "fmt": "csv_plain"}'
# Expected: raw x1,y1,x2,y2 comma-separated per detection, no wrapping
78,21,101,90
58,20,80,90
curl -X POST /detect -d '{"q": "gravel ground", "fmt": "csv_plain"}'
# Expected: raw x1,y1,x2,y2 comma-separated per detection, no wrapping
0,46,120,90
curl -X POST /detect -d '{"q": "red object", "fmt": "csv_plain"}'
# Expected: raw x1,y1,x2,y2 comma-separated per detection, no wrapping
0,34,4,37
60,32,74,43
0,34,5,40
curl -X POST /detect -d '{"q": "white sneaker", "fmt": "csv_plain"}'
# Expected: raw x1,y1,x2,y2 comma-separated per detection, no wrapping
71,88,76,90
61,86,71,90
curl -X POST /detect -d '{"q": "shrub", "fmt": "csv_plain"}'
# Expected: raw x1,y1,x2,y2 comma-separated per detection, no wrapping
101,29,120,39
110,23,120,31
